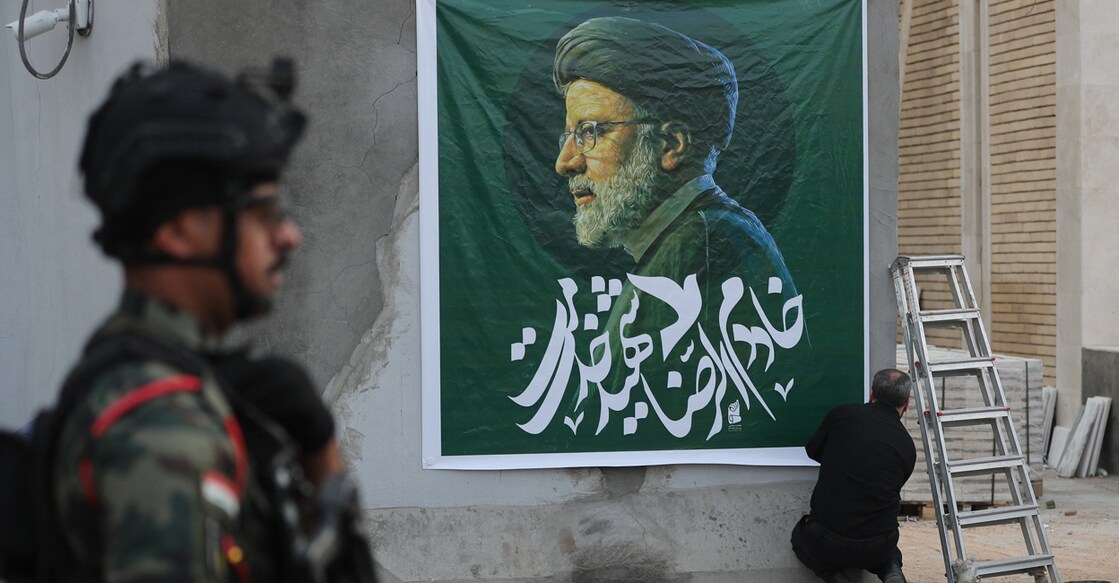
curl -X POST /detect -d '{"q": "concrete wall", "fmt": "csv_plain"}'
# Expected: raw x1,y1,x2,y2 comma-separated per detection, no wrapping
1056,0,1119,427
164,0,418,392
0,1,165,429
166,0,900,580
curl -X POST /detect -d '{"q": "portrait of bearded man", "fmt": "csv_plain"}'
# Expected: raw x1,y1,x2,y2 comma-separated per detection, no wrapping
552,16,802,402
418,0,867,460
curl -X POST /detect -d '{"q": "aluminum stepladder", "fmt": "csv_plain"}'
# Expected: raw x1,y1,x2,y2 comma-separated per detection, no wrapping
891,255,1059,583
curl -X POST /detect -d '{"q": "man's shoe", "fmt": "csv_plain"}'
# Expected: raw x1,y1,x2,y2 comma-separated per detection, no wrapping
826,572,855,583
881,563,907,583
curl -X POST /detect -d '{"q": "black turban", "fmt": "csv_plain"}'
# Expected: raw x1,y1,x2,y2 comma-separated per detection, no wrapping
553,16,738,152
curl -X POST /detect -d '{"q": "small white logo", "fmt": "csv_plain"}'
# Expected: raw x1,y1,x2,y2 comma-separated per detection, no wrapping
728,400,742,425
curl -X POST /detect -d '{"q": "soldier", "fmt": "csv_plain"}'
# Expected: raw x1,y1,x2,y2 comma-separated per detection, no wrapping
46,60,373,582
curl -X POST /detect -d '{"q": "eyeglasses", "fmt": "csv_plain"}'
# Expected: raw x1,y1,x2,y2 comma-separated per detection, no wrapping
558,119,656,154
238,195,292,229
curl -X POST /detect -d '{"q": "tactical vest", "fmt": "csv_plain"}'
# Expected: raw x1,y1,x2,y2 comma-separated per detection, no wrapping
0,329,374,583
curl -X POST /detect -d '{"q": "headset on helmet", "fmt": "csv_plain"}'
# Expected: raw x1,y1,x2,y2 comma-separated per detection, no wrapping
79,58,307,319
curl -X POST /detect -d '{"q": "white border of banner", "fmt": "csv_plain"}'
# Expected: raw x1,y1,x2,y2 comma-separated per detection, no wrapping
418,0,869,470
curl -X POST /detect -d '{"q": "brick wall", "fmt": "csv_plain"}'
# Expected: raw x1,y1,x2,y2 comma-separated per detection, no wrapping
987,0,1057,386
899,0,962,350
897,0,1057,385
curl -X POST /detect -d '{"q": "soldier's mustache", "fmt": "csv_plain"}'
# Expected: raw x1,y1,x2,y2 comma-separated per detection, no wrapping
270,253,290,273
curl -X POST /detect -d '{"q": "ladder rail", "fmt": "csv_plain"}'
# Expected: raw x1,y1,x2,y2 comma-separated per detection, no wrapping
893,259,966,579
892,260,957,580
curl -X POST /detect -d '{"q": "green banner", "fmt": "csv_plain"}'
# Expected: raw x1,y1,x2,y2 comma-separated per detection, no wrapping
419,0,867,469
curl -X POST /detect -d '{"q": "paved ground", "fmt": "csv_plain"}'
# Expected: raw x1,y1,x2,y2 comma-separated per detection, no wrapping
897,468,1119,582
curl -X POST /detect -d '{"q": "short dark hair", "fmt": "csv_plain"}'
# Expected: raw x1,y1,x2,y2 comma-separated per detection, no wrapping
872,368,911,409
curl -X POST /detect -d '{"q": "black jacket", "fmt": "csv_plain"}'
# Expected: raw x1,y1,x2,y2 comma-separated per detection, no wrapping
806,401,917,539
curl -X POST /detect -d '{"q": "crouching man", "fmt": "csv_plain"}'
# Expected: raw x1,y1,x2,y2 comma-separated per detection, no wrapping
791,369,917,583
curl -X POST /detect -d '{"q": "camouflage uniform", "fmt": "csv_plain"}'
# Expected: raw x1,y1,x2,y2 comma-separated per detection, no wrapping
53,291,278,582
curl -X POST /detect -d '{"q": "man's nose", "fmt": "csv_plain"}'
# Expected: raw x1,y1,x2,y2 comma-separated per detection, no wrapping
555,135,585,177
276,219,302,250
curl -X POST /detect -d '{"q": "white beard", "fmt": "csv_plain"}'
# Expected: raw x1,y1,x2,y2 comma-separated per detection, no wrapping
570,131,663,249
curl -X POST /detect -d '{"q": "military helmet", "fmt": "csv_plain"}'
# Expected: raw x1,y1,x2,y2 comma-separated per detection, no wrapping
79,58,306,258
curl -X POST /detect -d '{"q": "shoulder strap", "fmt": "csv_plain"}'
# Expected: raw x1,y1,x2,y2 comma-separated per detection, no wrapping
56,329,207,413
34,329,210,583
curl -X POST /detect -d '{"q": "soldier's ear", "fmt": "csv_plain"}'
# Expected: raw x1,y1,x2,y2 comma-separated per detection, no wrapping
151,208,222,259
659,122,691,172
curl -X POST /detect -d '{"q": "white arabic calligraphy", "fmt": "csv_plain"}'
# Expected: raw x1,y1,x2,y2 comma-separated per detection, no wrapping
510,275,804,439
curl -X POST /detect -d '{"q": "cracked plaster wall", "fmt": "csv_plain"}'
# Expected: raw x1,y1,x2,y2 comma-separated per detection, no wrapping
175,1,898,581
0,1,165,428
167,0,418,391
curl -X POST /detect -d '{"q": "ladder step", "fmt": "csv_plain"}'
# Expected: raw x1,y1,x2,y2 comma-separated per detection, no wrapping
935,406,1011,425
956,504,1040,527
900,255,966,270
917,356,996,376
918,307,981,324
946,454,1024,476
974,554,1055,577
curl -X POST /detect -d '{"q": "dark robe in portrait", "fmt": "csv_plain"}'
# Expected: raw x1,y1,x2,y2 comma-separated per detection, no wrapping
570,174,803,438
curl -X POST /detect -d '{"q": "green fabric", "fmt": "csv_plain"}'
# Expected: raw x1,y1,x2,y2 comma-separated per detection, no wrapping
432,0,866,461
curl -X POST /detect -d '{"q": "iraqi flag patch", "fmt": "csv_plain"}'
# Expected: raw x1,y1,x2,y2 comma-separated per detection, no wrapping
201,471,241,519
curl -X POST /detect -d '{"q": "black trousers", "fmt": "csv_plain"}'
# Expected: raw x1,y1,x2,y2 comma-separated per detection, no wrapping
790,515,903,581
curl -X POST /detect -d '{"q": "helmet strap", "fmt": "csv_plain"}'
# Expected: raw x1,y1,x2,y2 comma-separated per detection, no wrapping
105,184,277,320
219,192,273,320
110,189,274,321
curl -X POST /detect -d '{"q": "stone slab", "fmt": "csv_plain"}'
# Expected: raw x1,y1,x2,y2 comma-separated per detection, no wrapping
897,345,1045,503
